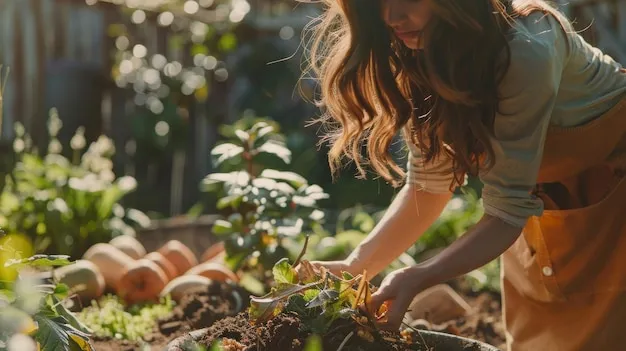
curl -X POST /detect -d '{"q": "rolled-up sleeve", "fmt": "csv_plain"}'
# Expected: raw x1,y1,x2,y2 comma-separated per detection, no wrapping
480,29,565,227
406,140,456,194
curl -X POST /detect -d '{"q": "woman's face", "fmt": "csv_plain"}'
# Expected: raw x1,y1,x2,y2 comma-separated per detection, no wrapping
381,0,433,50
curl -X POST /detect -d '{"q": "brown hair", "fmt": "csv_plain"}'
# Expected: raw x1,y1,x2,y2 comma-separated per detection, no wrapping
303,0,570,189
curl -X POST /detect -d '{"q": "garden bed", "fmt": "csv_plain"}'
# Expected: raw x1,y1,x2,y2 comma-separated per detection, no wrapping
89,281,250,351
81,275,503,351
164,283,504,351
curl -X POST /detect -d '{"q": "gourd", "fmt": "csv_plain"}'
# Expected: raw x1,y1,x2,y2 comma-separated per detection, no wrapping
157,240,198,276
144,252,178,281
82,243,135,291
54,260,106,301
185,262,239,283
160,275,213,302
109,235,147,260
118,259,169,304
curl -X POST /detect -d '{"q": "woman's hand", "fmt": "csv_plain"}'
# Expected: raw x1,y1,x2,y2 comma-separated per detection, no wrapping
367,265,432,331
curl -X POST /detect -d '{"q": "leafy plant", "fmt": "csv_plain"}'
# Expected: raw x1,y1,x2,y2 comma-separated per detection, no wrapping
76,294,174,342
247,258,426,349
0,110,150,258
0,251,95,351
201,119,328,279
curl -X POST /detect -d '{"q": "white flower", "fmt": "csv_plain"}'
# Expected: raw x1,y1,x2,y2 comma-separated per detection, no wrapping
116,176,137,192
7,334,38,351
70,127,86,150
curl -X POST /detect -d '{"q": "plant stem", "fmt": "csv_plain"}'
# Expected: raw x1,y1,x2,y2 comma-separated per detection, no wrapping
292,235,310,268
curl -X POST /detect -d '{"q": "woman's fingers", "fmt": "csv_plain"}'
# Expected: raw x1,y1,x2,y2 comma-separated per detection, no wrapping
369,285,393,315
375,293,412,331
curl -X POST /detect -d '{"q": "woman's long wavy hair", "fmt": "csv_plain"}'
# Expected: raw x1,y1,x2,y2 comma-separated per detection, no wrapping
304,0,569,188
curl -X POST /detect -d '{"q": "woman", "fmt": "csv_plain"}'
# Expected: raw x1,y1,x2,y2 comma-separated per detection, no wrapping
300,0,626,350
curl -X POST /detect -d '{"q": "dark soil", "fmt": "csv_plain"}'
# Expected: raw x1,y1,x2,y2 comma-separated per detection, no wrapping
87,280,505,350
189,312,489,351
193,313,408,351
89,281,249,351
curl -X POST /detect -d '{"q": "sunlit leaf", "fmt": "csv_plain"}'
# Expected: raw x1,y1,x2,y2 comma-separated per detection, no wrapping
216,194,244,210
303,334,323,351
248,280,321,323
272,258,297,285
211,219,234,236
234,130,249,144
5,255,71,269
256,141,291,164
305,289,339,309
259,170,307,189
211,143,244,167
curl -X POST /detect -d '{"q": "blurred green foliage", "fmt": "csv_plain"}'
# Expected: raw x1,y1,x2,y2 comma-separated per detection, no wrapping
0,110,150,259
200,117,328,284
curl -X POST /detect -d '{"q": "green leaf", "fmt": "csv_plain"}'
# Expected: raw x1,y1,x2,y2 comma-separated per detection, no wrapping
0,289,15,302
50,295,92,334
234,130,249,144
211,143,244,167
225,251,248,272
227,213,244,231
341,272,354,280
54,283,70,299
255,140,291,164
303,334,323,351
303,185,329,201
305,289,339,309
272,258,298,285
33,313,94,351
353,212,375,233
248,280,321,323
216,194,244,210
292,195,316,208
259,170,307,189
211,219,234,236
5,254,71,268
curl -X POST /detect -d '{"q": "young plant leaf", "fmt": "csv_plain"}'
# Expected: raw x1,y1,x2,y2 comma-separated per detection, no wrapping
33,314,93,351
303,334,323,351
211,143,244,167
4,255,71,268
256,140,291,164
272,258,298,285
50,295,93,334
234,130,250,144
216,194,244,210
259,170,308,189
212,220,234,236
249,280,321,323
305,289,339,309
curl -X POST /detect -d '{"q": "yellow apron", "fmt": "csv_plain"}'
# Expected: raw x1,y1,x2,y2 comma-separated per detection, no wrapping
501,95,626,351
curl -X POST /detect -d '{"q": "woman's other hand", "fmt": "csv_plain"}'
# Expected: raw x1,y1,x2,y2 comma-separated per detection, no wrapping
367,265,433,331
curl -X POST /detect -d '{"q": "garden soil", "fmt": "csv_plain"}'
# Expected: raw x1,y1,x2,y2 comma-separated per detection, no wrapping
88,280,505,350
89,281,249,351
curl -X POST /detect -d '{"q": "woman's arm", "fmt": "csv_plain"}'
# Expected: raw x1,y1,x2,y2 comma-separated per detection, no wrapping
345,184,451,278
417,214,522,286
